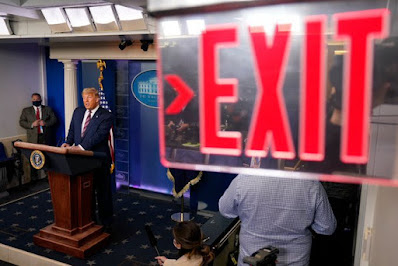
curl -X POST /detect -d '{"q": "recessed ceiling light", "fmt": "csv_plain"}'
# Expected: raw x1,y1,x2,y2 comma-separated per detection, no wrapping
0,18,12,35
41,8,71,33
89,5,119,31
114,5,146,31
89,5,116,24
186,19,205,35
161,20,181,36
115,5,143,21
42,8,67,25
65,7,92,28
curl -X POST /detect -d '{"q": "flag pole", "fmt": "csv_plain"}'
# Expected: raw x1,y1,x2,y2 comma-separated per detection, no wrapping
97,59,115,174
97,60,106,91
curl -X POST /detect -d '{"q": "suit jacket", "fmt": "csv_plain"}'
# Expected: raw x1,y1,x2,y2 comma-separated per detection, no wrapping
19,105,57,144
66,106,114,164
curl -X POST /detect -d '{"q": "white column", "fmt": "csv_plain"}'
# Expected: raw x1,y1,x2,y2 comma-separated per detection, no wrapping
59,59,79,137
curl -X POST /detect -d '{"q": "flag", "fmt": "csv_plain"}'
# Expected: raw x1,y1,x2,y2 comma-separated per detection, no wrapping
99,89,115,173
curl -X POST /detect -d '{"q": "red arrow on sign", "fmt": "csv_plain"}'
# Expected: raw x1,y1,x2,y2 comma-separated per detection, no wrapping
165,74,195,115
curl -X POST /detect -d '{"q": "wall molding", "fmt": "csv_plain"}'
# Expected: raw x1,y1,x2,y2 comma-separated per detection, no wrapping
50,41,157,60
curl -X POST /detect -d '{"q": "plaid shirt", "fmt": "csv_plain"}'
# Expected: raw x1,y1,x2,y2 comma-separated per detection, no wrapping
219,174,336,266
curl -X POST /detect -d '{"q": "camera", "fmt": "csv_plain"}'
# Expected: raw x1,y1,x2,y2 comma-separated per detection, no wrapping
243,246,279,266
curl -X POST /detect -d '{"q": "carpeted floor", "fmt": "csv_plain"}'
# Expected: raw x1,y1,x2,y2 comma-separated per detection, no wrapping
0,187,212,265
0,179,49,206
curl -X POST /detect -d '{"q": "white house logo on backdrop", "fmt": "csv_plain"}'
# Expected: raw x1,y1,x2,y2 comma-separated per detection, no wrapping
138,78,157,95
131,70,158,108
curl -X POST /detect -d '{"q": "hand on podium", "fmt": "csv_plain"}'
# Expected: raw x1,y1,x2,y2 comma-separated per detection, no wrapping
69,146,82,151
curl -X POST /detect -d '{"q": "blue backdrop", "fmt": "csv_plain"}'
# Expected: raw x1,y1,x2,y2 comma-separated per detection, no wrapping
80,61,116,113
45,57,234,211
128,61,170,194
45,49,65,146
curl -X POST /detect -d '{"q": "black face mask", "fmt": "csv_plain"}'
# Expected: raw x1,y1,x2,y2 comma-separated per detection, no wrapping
32,101,42,107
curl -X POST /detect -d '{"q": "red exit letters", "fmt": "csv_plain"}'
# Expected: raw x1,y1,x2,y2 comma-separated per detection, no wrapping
166,9,389,164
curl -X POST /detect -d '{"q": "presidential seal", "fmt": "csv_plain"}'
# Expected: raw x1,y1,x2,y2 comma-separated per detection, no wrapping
30,150,45,170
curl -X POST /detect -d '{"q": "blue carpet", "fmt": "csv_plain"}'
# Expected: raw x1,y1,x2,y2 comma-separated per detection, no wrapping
0,189,210,265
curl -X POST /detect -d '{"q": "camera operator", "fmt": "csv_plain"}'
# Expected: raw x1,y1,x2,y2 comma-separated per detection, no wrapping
219,174,336,266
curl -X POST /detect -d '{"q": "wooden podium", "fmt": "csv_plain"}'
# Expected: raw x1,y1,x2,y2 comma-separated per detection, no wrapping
14,142,110,259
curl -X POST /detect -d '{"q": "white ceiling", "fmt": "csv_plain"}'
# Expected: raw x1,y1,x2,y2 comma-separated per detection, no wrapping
0,0,154,43
0,0,147,19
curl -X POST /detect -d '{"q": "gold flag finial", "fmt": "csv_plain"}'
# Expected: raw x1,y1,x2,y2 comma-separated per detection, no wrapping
97,60,107,91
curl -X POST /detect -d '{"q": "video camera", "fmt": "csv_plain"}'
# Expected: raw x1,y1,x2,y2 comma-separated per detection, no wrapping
243,246,279,266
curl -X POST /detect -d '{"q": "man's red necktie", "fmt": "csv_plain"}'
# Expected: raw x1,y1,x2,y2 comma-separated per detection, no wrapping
36,108,40,134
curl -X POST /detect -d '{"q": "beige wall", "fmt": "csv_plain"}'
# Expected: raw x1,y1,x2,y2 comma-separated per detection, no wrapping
370,186,398,266
0,43,44,139
359,104,398,265
0,43,44,188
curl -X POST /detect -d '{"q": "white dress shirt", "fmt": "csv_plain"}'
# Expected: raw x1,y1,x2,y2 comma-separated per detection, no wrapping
79,104,100,150
81,104,99,132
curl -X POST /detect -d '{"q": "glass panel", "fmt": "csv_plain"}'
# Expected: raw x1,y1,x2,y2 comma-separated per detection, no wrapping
157,0,398,185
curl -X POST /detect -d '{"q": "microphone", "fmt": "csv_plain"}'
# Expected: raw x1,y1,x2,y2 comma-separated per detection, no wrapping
145,225,160,256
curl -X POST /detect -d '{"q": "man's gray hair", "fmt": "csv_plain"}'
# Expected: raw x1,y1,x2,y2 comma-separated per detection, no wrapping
82,88,99,97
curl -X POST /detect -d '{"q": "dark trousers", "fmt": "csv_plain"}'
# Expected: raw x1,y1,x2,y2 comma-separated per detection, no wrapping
310,197,359,266
92,165,113,226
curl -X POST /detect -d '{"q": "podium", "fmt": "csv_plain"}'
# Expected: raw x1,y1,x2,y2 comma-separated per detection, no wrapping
14,142,110,259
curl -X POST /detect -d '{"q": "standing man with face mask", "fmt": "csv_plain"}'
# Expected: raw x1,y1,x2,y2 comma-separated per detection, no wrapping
19,93,57,182
61,88,114,230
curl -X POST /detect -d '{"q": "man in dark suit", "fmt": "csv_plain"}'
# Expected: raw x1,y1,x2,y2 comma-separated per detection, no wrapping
61,88,114,228
19,93,57,181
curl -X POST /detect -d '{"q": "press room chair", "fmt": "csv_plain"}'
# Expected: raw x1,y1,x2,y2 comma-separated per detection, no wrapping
0,142,15,196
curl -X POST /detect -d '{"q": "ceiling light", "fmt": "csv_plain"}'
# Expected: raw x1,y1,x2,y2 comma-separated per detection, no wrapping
114,5,146,31
161,20,181,36
42,8,67,25
89,5,119,31
115,5,143,21
0,18,12,35
186,19,205,35
41,8,71,33
89,5,115,24
65,7,94,31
